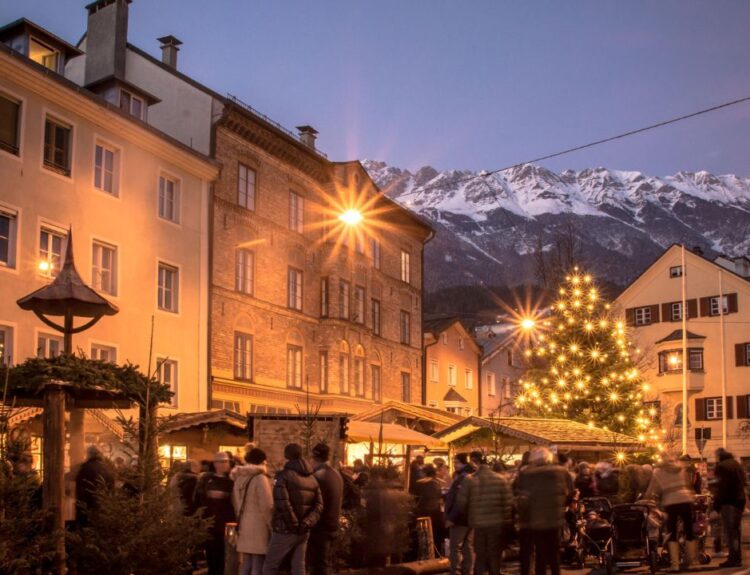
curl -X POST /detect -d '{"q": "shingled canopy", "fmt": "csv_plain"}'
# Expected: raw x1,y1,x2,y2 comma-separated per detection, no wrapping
434,416,640,453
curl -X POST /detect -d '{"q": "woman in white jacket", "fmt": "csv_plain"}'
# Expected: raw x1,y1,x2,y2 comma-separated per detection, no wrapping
232,448,274,575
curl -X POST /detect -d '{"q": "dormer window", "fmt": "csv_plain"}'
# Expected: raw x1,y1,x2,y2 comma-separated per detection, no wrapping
29,37,60,72
120,89,145,121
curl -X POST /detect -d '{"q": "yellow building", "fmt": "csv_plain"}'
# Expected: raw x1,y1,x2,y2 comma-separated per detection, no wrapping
423,317,481,416
615,245,750,460
0,19,218,425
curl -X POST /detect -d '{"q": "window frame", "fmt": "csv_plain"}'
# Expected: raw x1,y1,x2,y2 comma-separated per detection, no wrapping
354,354,365,397
400,250,411,284
238,163,257,211
0,324,15,366
401,372,411,403
43,116,72,177
430,359,439,383
37,332,62,358
287,267,303,311
371,299,381,336
354,285,365,324
288,191,304,233
157,358,179,408
709,295,729,317
157,261,180,313
705,397,723,421
669,266,683,278
400,310,411,345
319,350,328,393
371,364,382,402
448,364,457,387
91,343,117,363
233,331,253,382
93,139,120,197
339,350,350,395
39,225,66,278
29,36,60,73
92,239,118,296
119,88,146,120
339,280,350,320
157,173,181,224
0,91,22,157
634,306,652,326
465,368,474,390
0,208,18,270
235,248,254,295
286,345,303,389
487,371,496,396
658,348,704,374
371,238,381,270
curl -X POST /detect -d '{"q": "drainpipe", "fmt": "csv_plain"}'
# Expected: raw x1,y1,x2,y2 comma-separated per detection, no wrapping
420,229,435,405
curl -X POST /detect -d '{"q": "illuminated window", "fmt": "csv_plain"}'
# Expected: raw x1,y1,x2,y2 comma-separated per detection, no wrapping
158,444,187,470
658,348,703,373
400,250,410,283
39,227,66,277
29,37,59,72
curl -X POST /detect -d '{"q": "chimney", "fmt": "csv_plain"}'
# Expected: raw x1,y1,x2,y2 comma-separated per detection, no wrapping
84,0,131,86
296,125,318,149
157,35,182,69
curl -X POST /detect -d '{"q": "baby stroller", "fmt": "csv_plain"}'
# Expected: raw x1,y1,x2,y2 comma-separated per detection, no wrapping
609,503,660,574
659,495,712,567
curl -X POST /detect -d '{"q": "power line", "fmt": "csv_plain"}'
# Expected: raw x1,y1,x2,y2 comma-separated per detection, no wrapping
407,94,750,196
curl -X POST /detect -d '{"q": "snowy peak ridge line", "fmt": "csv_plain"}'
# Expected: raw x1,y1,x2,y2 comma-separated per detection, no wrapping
362,160,750,220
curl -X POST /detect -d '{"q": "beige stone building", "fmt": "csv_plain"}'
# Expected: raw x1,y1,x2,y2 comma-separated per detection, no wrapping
423,317,482,416
615,244,750,460
475,328,524,417
0,17,218,423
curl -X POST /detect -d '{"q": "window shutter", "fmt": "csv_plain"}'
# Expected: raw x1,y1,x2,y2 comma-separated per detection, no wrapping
727,293,738,314
650,304,661,323
699,297,710,317
736,343,747,367
625,308,635,327
726,397,734,420
694,398,706,421
661,303,672,322
687,299,698,319
737,395,749,419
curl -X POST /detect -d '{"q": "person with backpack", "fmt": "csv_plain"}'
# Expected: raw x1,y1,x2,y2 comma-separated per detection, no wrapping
233,448,273,575
308,443,343,575
445,453,475,575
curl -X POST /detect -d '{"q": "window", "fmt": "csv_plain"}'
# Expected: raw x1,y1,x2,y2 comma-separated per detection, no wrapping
158,175,180,223
400,310,411,345
233,332,253,381
671,302,683,321
705,398,723,420
211,399,241,412
0,94,20,155
319,351,328,393
29,37,59,72
157,263,179,312
709,295,728,317
670,266,683,278
94,143,118,195
400,250,410,283
354,286,365,324
354,355,365,397
92,241,117,295
320,278,329,317
448,364,457,387
503,376,512,399
0,325,13,366
289,191,304,233
487,372,496,396
287,345,303,389
401,372,411,403
465,369,474,390
238,164,256,210
371,364,381,402
287,267,303,311
737,343,750,367
119,89,145,120
634,306,652,326
371,299,381,336
658,348,704,373
339,351,350,394
91,344,116,363
458,337,465,350
371,238,381,269
430,359,439,382
39,227,66,277
507,350,513,366
37,333,62,358
339,280,350,320
43,118,71,176
235,249,254,295
157,359,178,408
441,333,448,345
0,211,17,268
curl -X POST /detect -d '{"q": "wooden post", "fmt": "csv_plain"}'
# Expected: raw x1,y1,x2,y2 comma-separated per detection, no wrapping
43,383,67,574
69,407,85,469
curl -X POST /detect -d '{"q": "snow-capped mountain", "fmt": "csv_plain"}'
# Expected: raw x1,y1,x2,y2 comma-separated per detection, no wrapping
363,160,750,289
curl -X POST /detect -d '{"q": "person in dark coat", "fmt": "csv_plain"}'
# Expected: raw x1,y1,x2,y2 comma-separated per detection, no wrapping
262,443,323,575
515,447,572,575
195,451,236,575
713,448,747,568
444,453,475,575
307,443,343,575
408,454,425,495
170,459,200,516
75,445,114,526
414,464,446,555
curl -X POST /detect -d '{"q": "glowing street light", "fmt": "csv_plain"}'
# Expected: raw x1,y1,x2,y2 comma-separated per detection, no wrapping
338,209,363,227
520,317,536,331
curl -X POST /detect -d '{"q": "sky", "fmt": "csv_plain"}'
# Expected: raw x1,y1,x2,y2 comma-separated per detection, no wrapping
3,1,750,176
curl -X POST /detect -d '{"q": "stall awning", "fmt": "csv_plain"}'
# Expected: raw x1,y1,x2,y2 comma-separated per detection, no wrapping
348,420,446,448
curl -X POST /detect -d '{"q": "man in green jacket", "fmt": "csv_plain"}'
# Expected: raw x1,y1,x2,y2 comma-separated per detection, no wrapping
456,451,512,575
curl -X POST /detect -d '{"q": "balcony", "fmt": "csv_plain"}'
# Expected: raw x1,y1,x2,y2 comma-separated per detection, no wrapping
656,370,705,393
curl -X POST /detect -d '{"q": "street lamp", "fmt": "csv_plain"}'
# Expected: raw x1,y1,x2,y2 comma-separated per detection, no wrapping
339,208,363,226
520,317,536,331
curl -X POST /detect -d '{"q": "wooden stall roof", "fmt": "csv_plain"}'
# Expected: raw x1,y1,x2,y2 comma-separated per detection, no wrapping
8,381,132,409
351,400,463,429
161,408,247,433
348,420,446,449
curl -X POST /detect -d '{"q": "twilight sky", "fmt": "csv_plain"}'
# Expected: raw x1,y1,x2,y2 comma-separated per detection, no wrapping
3,1,750,176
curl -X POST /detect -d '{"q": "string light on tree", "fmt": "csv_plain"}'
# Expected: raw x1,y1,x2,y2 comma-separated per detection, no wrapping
514,267,656,435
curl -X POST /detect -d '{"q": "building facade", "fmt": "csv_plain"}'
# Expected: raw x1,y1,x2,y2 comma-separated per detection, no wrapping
477,332,523,417
615,245,750,460
423,318,481,416
0,20,218,419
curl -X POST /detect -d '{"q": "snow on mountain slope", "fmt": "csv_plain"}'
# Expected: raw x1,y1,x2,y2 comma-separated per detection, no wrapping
363,160,750,289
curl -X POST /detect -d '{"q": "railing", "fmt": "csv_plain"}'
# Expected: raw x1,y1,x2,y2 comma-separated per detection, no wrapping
86,408,125,440
225,93,328,159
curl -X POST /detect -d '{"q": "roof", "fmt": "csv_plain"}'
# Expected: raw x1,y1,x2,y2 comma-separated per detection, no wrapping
162,409,247,433
656,329,706,344
351,400,462,429
423,316,461,335
443,388,468,403
434,416,640,451
85,74,161,105
347,420,446,448
0,18,83,58
17,230,119,318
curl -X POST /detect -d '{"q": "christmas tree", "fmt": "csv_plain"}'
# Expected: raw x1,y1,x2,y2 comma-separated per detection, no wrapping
515,268,654,436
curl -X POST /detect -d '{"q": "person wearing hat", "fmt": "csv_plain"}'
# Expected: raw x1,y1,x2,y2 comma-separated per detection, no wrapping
307,443,343,575
195,451,236,575
262,443,323,575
